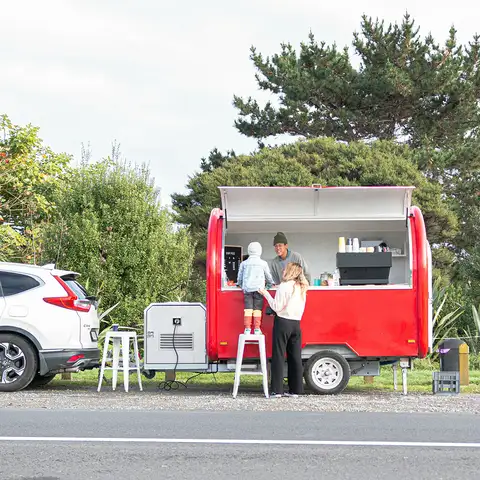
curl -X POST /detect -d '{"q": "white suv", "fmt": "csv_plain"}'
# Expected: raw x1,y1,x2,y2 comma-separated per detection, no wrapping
0,262,100,392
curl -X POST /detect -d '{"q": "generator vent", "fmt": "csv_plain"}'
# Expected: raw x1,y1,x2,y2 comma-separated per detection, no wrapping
160,333,194,350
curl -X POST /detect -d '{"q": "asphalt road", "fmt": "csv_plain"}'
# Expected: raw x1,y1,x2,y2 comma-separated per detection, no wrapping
0,410,479,480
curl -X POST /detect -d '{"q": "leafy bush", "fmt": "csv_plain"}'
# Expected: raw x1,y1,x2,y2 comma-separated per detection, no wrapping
0,114,70,262
42,157,195,328
463,305,480,370
431,276,464,357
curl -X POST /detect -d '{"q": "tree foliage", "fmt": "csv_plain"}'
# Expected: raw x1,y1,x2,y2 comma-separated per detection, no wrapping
234,14,480,151
42,155,195,327
172,138,457,272
0,114,70,262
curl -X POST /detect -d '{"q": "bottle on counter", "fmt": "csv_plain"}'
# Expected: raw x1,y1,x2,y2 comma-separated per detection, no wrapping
353,238,359,253
338,237,346,253
346,238,353,253
333,268,340,286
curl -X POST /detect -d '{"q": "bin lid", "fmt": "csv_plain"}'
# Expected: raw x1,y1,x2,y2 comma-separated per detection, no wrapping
438,338,465,350
219,186,414,222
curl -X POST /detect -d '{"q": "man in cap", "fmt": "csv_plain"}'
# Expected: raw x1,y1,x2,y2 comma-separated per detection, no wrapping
270,232,311,285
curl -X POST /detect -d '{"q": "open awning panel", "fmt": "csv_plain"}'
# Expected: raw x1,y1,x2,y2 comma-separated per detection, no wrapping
219,186,414,222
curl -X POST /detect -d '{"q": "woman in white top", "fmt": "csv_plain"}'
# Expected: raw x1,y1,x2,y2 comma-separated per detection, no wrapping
259,262,309,397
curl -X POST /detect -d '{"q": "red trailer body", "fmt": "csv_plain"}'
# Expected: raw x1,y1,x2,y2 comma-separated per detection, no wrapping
207,207,430,360
204,186,432,393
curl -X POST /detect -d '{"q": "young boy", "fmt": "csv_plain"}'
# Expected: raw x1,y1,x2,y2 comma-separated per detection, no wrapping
236,242,274,335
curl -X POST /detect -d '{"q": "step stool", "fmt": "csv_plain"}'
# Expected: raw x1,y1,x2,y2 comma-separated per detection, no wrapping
97,330,143,393
432,371,460,395
232,333,269,398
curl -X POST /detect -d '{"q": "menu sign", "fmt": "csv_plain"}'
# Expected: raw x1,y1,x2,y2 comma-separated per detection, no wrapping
224,245,243,283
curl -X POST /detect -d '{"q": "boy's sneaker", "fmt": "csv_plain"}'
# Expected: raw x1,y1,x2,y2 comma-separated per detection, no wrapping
269,392,282,398
253,328,262,335
243,328,251,335
283,392,299,398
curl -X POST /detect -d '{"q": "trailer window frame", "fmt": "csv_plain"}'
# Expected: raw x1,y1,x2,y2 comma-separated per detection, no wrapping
221,218,414,291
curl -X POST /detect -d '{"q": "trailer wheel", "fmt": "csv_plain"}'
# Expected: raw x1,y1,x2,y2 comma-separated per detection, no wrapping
304,351,350,395
142,370,156,380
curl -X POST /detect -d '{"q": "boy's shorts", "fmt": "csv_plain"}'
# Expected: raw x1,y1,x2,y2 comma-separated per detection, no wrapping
244,291,264,311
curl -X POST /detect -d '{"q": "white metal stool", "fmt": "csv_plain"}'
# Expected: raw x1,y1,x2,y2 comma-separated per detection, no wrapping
232,333,269,398
97,330,143,393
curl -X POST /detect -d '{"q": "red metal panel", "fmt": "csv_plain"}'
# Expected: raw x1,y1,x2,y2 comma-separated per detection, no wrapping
215,288,419,360
206,208,222,361
411,206,429,358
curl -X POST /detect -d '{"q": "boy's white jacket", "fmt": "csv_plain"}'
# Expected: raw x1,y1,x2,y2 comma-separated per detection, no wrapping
237,242,274,292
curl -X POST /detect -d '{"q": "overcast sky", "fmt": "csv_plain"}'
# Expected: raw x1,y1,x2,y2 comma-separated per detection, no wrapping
2,1,479,205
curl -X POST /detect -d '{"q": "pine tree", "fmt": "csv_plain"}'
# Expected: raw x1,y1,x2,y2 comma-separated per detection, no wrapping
233,14,480,151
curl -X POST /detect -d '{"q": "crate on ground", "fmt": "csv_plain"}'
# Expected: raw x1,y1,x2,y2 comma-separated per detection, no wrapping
432,371,460,395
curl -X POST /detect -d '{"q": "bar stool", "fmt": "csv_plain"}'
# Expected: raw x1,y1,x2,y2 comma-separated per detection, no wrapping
97,330,143,392
232,333,269,398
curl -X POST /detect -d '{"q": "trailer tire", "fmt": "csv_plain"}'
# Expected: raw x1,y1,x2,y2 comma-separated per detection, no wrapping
304,351,350,395
142,370,156,380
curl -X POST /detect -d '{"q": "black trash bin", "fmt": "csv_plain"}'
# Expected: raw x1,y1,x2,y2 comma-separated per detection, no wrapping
438,338,464,371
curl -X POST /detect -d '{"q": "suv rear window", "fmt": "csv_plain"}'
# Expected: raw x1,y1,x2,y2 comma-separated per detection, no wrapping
0,272,41,297
62,277,88,299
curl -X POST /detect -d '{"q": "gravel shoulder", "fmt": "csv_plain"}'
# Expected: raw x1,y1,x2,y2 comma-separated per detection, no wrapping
1,384,479,413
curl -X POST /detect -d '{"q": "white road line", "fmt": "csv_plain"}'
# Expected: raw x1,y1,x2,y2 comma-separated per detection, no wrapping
0,438,479,448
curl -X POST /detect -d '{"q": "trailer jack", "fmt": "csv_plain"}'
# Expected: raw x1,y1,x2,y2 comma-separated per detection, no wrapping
402,366,408,395
392,362,409,395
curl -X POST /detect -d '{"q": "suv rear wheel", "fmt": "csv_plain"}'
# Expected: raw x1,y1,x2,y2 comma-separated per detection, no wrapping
0,334,38,392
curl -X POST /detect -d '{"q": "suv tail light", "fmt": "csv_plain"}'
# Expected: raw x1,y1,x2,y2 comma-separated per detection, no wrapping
43,276,91,312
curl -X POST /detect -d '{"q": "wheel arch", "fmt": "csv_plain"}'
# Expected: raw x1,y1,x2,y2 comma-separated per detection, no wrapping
302,344,359,360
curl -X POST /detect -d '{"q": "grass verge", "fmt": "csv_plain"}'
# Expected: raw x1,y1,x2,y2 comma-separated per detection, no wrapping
50,363,480,394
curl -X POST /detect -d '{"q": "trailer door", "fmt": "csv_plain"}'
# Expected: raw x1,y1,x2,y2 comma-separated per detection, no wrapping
219,186,414,223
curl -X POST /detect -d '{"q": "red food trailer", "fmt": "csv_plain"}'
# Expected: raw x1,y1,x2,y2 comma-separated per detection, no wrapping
144,186,433,394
